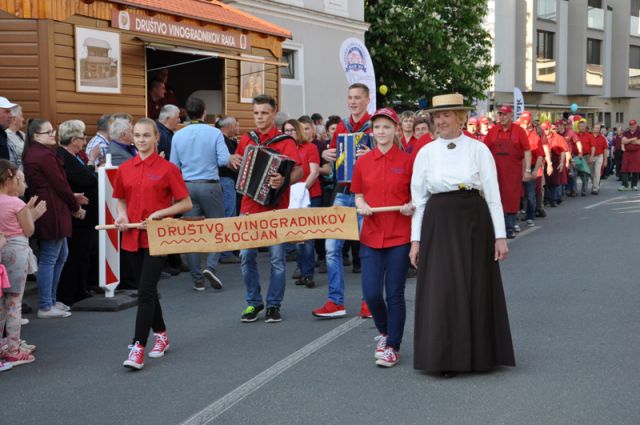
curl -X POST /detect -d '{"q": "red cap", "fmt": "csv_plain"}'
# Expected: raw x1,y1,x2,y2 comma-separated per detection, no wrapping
520,111,532,123
498,105,513,114
480,116,490,125
555,119,567,126
371,107,398,125
629,119,637,126
467,117,479,126
541,121,551,130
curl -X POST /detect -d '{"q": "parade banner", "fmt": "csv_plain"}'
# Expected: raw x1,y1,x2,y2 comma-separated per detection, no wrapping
146,207,359,256
339,38,377,114
513,87,525,119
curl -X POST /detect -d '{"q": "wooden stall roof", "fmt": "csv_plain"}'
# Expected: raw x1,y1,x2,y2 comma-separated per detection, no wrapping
112,0,291,39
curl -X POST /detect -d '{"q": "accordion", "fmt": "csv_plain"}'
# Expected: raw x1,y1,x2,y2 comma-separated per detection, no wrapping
236,144,296,206
335,132,374,183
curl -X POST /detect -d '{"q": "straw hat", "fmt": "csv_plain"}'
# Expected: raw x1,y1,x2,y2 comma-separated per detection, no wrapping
424,93,473,113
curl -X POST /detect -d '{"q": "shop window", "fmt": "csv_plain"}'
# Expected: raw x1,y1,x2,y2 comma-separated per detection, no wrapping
536,30,556,83
537,0,556,21
281,49,296,79
629,46,640,89
588,0,604,30
632,0,640,36
586,38,603,86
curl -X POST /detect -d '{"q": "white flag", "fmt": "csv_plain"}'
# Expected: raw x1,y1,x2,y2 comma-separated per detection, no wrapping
339,38,377,115
513,87,525,119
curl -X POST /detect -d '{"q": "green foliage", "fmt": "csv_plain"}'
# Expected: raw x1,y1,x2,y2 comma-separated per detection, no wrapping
365,0,499,107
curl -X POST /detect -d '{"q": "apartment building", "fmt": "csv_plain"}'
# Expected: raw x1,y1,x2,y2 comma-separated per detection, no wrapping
223,0,368,118
488,0,640,127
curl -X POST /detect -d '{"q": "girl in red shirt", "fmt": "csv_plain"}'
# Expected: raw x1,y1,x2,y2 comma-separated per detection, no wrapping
113,118,192,370
351,108,414,368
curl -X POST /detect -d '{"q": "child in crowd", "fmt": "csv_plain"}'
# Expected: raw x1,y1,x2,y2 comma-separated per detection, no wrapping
351,109,414,367
0,159,46,367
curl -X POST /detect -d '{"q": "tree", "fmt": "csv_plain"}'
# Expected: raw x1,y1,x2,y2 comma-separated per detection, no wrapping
365,0,498,108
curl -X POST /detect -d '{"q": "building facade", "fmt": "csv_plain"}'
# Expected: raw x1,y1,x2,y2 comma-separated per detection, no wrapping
488,0,640,127
223,0,369,119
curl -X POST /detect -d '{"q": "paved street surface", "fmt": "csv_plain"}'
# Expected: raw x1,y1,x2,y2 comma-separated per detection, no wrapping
3,179,640,425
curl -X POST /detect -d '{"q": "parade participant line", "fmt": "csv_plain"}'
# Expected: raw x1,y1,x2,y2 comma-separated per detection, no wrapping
583,195,627,209
179,317,365,425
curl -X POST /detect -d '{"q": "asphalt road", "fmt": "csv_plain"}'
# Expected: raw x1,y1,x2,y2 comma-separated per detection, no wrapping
3,179,639,425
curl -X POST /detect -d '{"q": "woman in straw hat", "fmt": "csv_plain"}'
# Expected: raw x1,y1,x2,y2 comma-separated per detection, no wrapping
409,93,515,377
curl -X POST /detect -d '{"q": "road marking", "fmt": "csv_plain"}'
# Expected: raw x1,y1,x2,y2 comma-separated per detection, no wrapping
507,226,540,244
584,195,627,209
180,317,366,425
619,209,640,214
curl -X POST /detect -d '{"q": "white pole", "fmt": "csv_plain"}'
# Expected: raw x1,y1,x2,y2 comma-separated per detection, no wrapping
98,157,120,298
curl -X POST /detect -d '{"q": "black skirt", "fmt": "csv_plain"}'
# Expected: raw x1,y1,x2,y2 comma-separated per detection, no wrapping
413,190,515,373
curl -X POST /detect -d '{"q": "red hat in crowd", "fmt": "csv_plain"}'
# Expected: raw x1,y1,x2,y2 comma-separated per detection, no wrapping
555,119,567,126
629,119,637,126
371,107,399,125
541,121,551,130
468,117,479,126
520,111,532,123
498,105,513,114
480,116,490,125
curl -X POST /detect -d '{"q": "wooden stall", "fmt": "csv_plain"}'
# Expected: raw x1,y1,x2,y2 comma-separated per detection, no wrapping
0,0,291,134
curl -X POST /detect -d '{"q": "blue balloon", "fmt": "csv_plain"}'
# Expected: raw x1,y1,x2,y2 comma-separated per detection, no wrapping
570,103,578,113
418,98,428,109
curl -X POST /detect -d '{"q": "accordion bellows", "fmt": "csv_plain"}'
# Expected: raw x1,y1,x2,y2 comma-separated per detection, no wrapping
336,133,374,183
236,145,295,206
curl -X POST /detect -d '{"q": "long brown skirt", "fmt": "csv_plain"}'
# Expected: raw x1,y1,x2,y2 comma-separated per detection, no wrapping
413,190,515,373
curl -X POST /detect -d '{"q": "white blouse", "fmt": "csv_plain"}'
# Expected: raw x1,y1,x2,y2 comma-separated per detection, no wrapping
411,134,506,241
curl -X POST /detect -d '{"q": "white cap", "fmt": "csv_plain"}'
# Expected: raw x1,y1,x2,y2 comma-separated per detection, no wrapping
0,96,17,109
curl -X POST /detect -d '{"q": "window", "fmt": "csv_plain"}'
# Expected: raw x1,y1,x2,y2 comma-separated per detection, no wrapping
281,49,295,79
537,0,556,21
586,38,603,86
588,0,604,30
536,30,556,83
629,46,640,89
632,0,640,36
616,112,625,124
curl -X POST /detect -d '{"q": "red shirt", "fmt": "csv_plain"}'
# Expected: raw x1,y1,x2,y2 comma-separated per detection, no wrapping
557,128,579,156
484,123,531,159
297,142,322,199
112,153,189,251
329,113,372,149
547,132,568,155
401,134,417,150
350,145,412,248
577,131,594,156
623,128,640,152
237,126,302,214
409,133,434,157
526,129,545,175
592,134,608,156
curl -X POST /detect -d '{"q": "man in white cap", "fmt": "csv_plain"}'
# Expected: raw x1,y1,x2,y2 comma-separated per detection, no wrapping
0,96,18,162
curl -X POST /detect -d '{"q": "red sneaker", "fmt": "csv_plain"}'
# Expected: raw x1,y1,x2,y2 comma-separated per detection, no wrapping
5,349,35,367
312,301,346,318
374,334,387,360
359,301,372,319
148,332,170,358
376,347,399,368
123,342,145,370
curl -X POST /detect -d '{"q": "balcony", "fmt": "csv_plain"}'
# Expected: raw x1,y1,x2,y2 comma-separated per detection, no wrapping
537,0,556,21
588,7,604,30
586,64,603,86
536,58,556,83
630,68,640,89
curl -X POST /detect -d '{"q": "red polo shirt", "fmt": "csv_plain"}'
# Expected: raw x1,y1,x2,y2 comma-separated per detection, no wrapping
297,142,322,198
409,133,434,157
329,113,372,149
350,145,412,249
112,152,189,252
592,134,608,156
237,126,301,214
526,129,545,176
401,134,417,150
547,132,568,155
577,131,594,156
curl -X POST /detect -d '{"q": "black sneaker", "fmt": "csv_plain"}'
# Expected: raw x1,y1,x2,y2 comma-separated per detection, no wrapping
294,277,306,286
303,277,315,288
203,268,223,289
352,265,361,274
265,306,282,323
407,266,418,278
292,268,302,280
241,304,264,322
507,231,516,239
318,261,327,274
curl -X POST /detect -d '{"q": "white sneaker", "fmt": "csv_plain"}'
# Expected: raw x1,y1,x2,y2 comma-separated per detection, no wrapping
374,334,387,360
20,318,29,326
526,219,534,227
37,307,72,319
0,361,12,372
54,301,71,312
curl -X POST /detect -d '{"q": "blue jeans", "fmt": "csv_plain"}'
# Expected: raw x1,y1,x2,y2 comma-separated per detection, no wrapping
184,182,223,282
37,238,68,310
241,243,285,308
325,192,363,305
523,180,537,221
360,243,410,351
296,197,322,279
504,213,516,234
220,177,237,260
